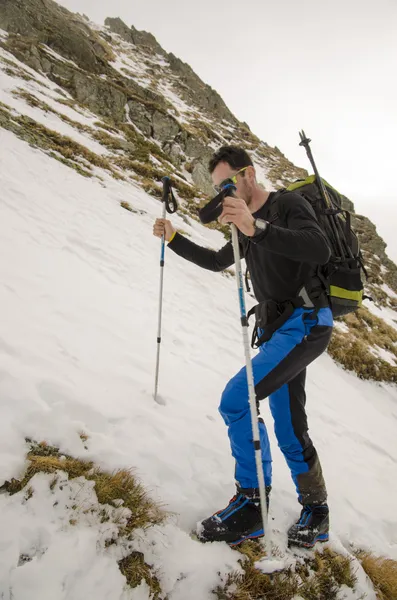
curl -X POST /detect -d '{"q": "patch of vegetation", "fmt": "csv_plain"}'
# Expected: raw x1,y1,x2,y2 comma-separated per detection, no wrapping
328,308,397,382
0,102,121,179
355,550,397,600
4,440,164,541
184,160,194,173
121,201,134,212
47,151,93,177
118,552,162,598
0,54,35,82
12,88,53,112
3,442,392,598
114,157,166,180
140,178,163,198
171,178,199,200
2,441,164,595
91,128,129,151
119,124,173,165
94,120,120,134
215,543,356,600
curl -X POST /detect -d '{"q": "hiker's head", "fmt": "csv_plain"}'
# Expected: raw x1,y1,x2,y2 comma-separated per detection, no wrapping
209,146,256,204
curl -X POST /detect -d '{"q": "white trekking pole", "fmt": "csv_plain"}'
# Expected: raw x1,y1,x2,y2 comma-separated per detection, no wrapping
198,182,271,558
154,176,178,404
229,223,271,558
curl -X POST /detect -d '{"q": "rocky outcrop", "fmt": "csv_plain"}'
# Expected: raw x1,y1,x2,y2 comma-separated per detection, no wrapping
105,17,164,56
105,17,237,125
1,0,396,300
352,214,397,294
0,0,113,74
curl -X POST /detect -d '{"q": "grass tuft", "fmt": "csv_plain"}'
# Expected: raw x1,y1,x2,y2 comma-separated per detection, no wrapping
356,551,397,600
215,543,356,600
328,307,397,382
119,552,162,598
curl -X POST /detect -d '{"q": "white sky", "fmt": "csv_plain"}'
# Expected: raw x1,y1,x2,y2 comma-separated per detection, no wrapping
57,0,397,262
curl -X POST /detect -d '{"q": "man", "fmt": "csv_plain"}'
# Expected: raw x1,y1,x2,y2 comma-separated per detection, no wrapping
153,146,333,548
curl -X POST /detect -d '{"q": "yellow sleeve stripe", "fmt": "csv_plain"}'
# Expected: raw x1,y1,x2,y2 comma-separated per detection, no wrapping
168,231,177,244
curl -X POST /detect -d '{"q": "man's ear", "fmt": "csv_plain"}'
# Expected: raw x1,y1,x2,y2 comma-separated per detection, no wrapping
247,165,256,182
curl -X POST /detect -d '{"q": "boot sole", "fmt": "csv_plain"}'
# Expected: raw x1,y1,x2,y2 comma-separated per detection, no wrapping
192,528,264,546
288,532,329,549
228,528,264,546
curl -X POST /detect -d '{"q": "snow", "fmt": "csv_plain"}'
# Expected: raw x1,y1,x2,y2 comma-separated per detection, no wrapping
110,52,151,84
40,45,81,70
1,39,397,596
370,345,396,366
1,128,396,598
364,298,397,331
333,321,350,334
381,282,397,299
253,159,276,191
0,65,108,156
158,82,194,123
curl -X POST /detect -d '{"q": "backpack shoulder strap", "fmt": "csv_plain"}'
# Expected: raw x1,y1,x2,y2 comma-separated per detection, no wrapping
267,189,287,224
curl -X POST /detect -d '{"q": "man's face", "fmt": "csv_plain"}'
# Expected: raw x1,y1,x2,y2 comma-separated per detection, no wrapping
211,162,254,205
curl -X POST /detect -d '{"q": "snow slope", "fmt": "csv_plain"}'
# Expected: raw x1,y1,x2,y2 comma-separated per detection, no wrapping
1,124,397,598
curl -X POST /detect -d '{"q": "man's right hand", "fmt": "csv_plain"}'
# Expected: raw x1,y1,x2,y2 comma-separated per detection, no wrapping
153,218,176,242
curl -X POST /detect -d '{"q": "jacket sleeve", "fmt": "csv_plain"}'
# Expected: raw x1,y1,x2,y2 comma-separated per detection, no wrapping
167,232,235,272
252,192,331,264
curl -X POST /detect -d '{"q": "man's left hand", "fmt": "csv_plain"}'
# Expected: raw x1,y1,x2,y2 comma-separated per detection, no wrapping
219,196,255,236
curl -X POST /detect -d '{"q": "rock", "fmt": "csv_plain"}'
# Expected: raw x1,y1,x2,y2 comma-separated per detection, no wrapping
105,17,165,56
152,110,180,142
192,160,214,197
341,194,355,213
0,0,113,74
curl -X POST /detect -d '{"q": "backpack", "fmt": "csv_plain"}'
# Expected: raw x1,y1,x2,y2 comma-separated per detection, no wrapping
282,174,367,318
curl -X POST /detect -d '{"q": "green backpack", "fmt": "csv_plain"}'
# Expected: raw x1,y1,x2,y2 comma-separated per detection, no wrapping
285,174,367,318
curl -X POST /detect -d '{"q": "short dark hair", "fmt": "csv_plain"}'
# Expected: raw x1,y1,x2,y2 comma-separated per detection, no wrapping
208,146,253,174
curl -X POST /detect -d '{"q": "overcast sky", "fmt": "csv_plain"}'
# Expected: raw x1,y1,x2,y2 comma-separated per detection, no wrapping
57,0,397,262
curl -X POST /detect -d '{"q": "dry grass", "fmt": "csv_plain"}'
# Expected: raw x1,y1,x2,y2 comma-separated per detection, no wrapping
0,100,126,178
0,55,35,82
329,308,397,382
3,442,392,599
355,551,397,600
121,201,133,212
5,441,165,535
114,157,166,180
215,543,357,600
119,552,162,598
2,440,165,595
140,178,163,198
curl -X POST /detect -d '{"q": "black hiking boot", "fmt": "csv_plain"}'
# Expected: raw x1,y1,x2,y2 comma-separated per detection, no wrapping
196,485,271,546
287,503,329,548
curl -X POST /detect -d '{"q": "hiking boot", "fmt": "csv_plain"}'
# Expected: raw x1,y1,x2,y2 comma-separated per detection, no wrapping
287,503,329,548
196,485,271,546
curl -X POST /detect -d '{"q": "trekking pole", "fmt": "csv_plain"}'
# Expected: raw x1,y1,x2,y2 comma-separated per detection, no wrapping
299,130,353,259
198,183,271,558
230,219,271,557
154,176,178,404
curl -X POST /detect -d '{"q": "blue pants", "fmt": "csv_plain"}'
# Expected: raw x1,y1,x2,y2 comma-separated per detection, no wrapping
219,307,333,504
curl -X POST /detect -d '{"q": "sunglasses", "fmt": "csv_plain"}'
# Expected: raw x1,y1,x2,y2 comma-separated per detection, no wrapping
213,166,249,193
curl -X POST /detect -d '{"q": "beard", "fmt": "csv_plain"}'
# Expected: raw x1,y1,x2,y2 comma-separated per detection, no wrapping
238,179,252,205
243,187,253,206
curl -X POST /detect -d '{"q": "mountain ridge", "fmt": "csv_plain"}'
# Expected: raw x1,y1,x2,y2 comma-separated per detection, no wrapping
0,0,396,381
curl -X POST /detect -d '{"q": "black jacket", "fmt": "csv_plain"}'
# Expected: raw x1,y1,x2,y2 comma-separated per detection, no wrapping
168,191,331,303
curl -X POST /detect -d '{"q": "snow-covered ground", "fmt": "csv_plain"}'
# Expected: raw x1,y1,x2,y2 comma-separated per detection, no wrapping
1,125,397,599
0,19,397,598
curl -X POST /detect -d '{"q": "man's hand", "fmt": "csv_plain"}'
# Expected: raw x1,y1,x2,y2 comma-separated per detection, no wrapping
219,196,255,237
153,218,176,242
